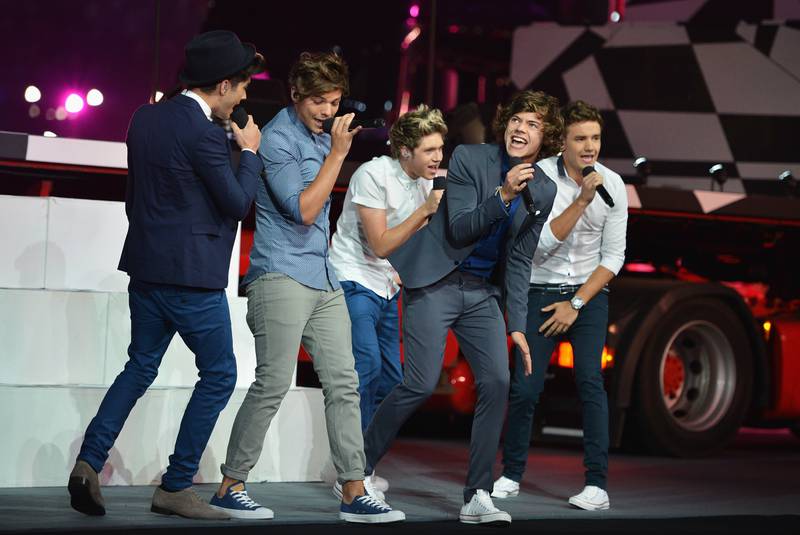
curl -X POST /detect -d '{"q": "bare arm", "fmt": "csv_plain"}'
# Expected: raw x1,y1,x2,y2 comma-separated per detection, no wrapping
548,170,604,241
357,190,443,259
298,114,360,225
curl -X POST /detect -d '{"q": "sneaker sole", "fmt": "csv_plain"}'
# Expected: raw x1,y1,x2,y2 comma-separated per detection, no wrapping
339,511,405,523
490,489,519,499
568,496,610,511
68,477,105,516
208,504,274,519
459,512,512,525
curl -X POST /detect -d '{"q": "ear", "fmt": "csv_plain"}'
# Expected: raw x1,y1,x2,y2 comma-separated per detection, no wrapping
290,87,300,103
218,80,229,96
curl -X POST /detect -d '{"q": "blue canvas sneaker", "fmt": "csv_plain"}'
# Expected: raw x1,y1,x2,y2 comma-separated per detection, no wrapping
209,482,274,519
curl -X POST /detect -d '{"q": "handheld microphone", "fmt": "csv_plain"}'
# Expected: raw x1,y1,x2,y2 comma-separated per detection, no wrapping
433,176,446,190
508,157,536,214
230,105,266,179
581,166,614,207
230,105,249,129
322,117,385,134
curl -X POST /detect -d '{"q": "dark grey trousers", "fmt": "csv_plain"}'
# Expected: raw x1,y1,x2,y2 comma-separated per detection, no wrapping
364,270,510,498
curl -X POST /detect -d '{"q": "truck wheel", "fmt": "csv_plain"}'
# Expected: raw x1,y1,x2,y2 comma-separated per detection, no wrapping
631,298,753,457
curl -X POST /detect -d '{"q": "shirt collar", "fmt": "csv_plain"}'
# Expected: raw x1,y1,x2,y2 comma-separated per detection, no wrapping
181,89,212,122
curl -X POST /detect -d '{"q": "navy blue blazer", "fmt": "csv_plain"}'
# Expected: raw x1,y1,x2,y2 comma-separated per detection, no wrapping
388,143,556,333
119,94,263,289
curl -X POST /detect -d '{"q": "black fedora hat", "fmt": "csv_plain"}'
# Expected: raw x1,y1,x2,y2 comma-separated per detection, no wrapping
179,30,262,86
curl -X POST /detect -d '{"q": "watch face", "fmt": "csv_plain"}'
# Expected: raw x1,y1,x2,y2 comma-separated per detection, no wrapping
571,297,584,309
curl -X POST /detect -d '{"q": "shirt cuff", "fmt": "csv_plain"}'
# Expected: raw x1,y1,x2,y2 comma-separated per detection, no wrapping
241,148,257,155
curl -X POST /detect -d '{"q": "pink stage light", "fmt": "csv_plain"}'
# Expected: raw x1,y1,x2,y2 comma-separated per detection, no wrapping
65,93,84,113
401,26,421,49
409,4,420,17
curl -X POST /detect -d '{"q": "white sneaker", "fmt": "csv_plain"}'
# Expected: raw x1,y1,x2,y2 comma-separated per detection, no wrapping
491,476,520,499
369,471,390,493
568,485,610,510
459,489,511,525
333,477,386,503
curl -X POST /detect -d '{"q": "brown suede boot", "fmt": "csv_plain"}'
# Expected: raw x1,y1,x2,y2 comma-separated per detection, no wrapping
68,460,106,516
151,486,230,520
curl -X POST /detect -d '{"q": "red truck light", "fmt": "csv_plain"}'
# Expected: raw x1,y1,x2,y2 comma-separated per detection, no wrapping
551,342,614,370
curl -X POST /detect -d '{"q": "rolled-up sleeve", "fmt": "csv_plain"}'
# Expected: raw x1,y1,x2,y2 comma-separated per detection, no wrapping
261,129,305,224
536,215,563,256
598,180,628,275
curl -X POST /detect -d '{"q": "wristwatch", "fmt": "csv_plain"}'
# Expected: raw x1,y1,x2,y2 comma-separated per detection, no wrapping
570,296,585,311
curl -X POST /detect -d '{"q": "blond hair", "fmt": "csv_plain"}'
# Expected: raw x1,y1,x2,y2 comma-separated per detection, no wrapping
389,105,448,158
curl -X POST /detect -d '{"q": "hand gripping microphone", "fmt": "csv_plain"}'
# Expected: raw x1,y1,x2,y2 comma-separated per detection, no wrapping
322,117,386,134
508,157,536,214
230,105,267,179
230,105,249,129
581,166,614,207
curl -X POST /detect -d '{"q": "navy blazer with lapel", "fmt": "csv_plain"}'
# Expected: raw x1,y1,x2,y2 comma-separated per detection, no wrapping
388,143,556,333
119,94,263,289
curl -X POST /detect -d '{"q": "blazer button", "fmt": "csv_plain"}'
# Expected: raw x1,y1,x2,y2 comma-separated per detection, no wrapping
454,260,459,265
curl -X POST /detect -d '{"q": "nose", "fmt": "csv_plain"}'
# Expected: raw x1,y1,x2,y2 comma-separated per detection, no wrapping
433,148,443,163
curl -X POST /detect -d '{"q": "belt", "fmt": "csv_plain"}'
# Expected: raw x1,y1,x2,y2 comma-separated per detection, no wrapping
530,283,609,294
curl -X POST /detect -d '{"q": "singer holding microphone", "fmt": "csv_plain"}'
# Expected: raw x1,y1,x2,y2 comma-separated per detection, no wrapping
492,100,628,511
212,51,403,524
329,105,447,440
364,90,560,525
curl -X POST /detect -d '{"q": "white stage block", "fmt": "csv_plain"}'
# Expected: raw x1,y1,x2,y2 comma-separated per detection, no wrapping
0,289,108,386
45,197,129,292
0,385,328,487
0,195,48,289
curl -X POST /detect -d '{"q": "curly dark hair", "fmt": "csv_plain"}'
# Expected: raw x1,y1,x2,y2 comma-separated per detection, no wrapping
492,90,563,159
562,100,604,130
288,51,349,101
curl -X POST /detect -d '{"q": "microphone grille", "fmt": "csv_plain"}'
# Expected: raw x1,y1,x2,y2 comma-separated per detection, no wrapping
581,165,595,177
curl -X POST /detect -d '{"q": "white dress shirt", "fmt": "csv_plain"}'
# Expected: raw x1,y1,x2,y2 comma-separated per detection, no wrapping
330,155,432,299
531,155,628,285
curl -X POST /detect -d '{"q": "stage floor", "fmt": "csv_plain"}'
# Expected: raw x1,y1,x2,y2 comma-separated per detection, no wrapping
1,428,798,534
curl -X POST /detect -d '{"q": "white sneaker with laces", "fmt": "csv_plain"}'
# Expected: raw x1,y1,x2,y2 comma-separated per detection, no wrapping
333,476,386,503
491,476,520,499
369,471,389,493
568,485,610,510
459,489,512,525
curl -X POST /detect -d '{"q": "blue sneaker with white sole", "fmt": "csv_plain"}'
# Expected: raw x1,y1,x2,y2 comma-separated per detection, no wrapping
209,482,274,519
339,493,405,523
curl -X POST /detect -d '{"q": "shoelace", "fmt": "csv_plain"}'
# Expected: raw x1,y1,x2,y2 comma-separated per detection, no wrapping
356,494,390,512
475,491,500,513
231,490,260,509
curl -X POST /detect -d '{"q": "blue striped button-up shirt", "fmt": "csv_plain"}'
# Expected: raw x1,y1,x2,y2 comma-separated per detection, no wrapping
243,106,339,290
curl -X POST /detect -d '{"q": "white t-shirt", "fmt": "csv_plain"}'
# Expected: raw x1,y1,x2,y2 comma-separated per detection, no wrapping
330,155,433,298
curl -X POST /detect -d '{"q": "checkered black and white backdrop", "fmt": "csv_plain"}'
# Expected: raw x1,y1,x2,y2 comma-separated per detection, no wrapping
510,0,800,195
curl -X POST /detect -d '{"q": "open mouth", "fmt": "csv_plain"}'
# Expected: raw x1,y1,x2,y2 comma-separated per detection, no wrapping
510,135,527,148
580,154,595,164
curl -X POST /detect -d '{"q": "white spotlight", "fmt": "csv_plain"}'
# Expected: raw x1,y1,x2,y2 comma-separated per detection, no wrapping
87,88,104,106
25,85,42,103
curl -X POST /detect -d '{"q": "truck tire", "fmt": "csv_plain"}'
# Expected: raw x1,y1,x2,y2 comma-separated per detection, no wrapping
630,298,753,457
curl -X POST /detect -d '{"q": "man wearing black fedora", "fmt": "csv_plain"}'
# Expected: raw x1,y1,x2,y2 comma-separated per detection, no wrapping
67,30,265,520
